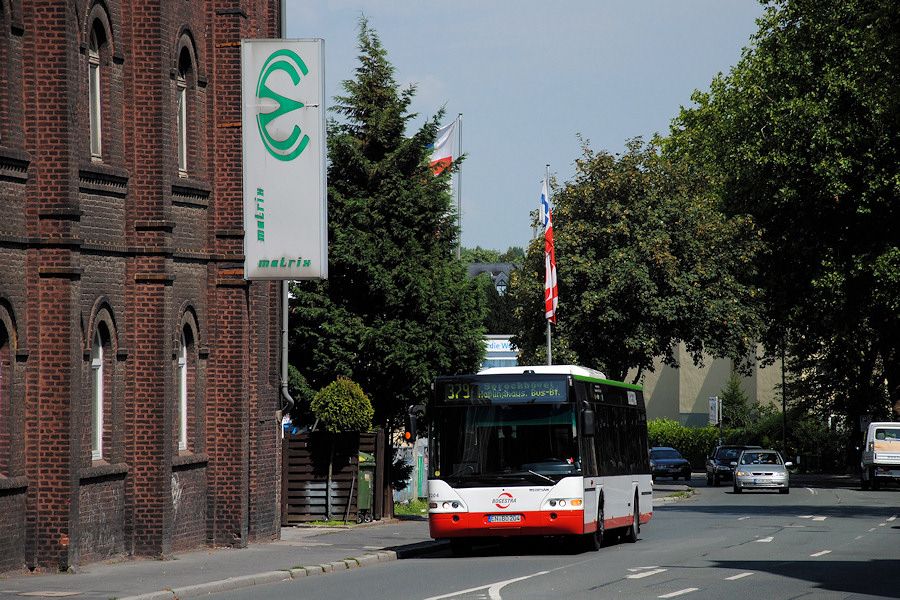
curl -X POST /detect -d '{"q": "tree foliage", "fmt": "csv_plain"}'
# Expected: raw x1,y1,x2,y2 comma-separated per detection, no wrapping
289,18,486,430
666,0,900,422
510,138,764,382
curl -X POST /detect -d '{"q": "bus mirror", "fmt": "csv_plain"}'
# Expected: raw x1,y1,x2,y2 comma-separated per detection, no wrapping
581,403,595,436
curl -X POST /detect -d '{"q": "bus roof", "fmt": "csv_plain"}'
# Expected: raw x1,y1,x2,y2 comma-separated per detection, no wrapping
478,364,607,380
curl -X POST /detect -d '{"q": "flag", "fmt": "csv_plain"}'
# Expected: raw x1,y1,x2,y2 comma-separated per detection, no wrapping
429,120,457,175
542,177,558,323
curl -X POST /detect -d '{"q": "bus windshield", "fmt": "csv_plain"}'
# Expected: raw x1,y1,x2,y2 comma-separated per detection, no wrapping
430,403,580,487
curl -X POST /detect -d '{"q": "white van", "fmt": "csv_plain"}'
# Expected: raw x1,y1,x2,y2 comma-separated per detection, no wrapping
860,422,900,490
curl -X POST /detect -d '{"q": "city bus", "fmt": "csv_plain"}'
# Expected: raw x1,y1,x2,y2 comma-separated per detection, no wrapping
425,365,652,554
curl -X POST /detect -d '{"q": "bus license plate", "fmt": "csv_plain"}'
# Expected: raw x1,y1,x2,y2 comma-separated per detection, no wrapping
488,514,521,523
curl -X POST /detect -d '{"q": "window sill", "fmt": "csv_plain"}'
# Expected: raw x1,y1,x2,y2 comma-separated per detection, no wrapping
173,452,209,469
80,461,129,482
0,475,29,491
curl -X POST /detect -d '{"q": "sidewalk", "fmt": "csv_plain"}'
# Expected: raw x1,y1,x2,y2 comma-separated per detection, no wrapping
0,517,445,600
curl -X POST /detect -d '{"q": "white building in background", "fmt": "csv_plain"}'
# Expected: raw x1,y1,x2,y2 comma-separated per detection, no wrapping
631,345,783,427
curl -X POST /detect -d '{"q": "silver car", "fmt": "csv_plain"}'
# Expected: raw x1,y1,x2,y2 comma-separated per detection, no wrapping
732,449,792,494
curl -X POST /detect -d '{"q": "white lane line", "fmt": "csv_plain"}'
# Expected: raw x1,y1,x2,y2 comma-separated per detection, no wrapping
659,588,699,598
755,536,774,543
725,572,754,581
812,516,827,521
422,569,551,600
628,566,661,572
888,515,897,522
811,550,832,557
628,568,668,579
738,516,751,521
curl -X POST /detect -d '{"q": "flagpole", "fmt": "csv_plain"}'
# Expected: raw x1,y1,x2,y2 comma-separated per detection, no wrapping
545,164,552,366
456,113,463,260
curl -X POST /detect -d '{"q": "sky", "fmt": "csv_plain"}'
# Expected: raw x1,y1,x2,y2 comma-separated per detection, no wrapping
285,0,767,253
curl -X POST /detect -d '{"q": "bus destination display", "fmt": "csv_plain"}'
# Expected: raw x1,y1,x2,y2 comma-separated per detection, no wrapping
439,378,567,404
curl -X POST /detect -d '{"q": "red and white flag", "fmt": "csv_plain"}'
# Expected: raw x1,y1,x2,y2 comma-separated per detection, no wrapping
542,178,558,323
429,120,457,175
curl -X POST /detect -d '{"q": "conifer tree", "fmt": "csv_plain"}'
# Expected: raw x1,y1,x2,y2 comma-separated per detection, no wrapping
289,18,485,431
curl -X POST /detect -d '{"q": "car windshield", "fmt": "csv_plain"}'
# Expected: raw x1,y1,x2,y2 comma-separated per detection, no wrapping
651,449,682,460
716,448,742,461
740,452,782,465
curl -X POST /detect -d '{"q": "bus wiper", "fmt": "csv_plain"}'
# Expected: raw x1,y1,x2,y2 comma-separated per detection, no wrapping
527,470,554,483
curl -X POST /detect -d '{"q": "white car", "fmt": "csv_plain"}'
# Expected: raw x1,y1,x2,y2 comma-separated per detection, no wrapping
732,449,792,494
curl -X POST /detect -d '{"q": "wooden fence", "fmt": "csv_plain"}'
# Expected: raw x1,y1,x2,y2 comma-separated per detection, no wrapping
281,430,387,525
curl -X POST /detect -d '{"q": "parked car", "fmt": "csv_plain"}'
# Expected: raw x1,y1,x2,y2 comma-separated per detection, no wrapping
649,446,692,481
732,448,792,494
706,445,761,486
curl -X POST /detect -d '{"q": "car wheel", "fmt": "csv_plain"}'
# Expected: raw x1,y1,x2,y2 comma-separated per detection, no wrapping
733,483,741,493
684,473,691,482
779,487,789,494
672,475,679,481
706,473,713,486
714,474,720,487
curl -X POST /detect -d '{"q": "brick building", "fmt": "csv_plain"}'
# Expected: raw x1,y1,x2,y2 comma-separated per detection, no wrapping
0,0,284,572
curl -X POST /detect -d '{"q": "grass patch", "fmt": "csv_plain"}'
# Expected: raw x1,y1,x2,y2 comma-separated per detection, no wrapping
394,498,428,516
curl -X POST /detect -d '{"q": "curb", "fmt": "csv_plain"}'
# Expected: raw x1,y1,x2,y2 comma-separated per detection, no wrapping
119,543,448,600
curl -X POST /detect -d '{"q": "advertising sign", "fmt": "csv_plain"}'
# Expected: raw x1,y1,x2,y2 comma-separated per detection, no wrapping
242,39,327,280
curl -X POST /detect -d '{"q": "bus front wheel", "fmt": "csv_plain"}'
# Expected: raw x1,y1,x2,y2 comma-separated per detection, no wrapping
621,495,639,543
583,505,604,551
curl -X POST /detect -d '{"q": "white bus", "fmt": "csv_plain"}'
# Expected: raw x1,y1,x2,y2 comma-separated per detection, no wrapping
425,365,652,555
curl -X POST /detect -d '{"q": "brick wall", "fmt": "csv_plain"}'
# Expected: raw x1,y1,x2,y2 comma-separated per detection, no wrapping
0,0,283,572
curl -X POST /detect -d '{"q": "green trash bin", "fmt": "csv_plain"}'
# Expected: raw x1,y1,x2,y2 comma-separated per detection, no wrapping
357,452,375,523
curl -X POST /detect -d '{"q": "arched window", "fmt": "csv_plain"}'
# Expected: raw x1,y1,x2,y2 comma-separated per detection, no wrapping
0,322,10,475
88,22,105,160
176,47,193,175
90,329,104,460
176,329,188,451
176,324,197,453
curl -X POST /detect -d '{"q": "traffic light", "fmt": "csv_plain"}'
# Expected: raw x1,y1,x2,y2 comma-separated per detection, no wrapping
404,404,425,442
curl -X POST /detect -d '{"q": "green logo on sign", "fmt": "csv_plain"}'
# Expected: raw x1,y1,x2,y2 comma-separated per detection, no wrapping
256,49,309,161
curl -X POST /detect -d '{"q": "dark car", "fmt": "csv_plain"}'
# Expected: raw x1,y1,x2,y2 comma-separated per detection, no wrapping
649,446,692,481
706,444,761,486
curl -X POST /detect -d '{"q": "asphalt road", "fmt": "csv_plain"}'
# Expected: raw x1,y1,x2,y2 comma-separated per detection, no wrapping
209,474,900,599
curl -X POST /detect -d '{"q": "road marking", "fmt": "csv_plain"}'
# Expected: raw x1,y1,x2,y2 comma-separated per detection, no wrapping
810,550,831,557
725,572,754,581
628,566,661,572
422,569,552,600
812,516,827,521
659,588,699,598
628,568,667,579
888,515,897,522
755,536,774,543
738,516,751,521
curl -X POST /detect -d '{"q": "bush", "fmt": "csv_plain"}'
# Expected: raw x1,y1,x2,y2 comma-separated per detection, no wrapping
648,411,850,473
310,378,374,433
648,419,719,468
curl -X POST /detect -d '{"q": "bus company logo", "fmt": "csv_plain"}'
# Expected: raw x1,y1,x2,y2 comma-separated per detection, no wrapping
493,492,516,509
255,49,310,162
